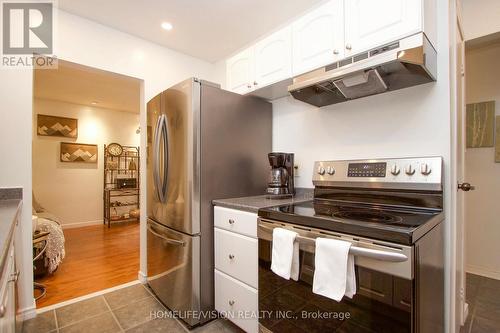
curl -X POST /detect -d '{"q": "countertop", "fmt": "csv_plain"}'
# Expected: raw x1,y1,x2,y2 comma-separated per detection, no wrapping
212,188,313,213
0,188,22,277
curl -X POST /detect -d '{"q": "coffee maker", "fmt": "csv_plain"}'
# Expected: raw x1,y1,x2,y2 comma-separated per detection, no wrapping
266,152,295,197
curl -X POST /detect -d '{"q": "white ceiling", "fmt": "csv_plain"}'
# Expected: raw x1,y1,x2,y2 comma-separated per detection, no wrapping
58,0,324,63
34,60,141,113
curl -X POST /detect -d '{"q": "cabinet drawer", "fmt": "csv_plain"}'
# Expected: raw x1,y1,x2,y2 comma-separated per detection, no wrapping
214,206,257,238
215,228,258,288
215,269,258,333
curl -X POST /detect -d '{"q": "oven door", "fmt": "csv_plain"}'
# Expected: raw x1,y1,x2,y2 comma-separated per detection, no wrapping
258,219,414,333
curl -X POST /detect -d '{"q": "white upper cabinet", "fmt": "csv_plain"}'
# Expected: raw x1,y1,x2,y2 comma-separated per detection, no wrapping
254,26,292,88
226,47,255,94
344,0,422,56
225,0,434,95
292,0,344,76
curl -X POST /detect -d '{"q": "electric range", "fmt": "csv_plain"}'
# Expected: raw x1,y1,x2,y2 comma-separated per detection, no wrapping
256,157,445,333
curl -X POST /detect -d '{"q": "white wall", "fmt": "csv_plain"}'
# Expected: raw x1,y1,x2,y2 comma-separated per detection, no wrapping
0,9,217,315
32,99,140,227
464,43,500,279
462,0,500,40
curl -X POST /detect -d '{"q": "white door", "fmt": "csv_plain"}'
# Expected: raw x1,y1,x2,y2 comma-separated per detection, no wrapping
344,0,421,55
226,47,255,94
455,18,469,328
254,26,292,89
292,0,344,75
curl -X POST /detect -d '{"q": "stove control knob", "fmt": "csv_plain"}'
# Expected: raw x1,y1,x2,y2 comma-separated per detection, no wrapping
317,166,326,175
405,164,416,176
326,166,335,175
421,163,432,176
390,164,400,176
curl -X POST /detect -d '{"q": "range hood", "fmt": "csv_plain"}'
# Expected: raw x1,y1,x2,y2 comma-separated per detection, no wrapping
288,33,437,107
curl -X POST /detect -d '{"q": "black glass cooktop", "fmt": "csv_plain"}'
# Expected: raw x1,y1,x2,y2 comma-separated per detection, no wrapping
258,201,444,245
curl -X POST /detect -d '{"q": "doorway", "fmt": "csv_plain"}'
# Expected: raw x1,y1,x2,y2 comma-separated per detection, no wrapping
32,60,143,308
460,32,500,332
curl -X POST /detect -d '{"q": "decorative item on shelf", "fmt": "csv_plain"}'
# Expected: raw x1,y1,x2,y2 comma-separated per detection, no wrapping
466,101,495,148
129,208,140,219
116,178,137,189
107,142,123,157
129,159,137,171
110,208,121,221
106,160,118,170
37,114,78,138
122,213,130,219
60,142,97,163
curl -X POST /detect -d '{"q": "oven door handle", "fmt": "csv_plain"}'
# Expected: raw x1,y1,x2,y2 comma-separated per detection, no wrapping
258,223,408,263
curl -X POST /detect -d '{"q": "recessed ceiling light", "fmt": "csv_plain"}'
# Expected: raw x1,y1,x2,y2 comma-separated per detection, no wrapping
91,101,98,105
161,22,173,31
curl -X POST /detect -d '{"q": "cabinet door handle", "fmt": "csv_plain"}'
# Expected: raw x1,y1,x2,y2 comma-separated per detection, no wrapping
228,300,235,306
400,300,411,307
0,305,5,318
228,219,235,225
228,254,235,260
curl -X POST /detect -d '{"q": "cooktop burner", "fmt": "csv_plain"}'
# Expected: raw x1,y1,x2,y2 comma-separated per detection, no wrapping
331,210,403,224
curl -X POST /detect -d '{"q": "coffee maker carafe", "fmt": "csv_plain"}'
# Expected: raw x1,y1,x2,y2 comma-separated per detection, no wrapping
266,153,295,197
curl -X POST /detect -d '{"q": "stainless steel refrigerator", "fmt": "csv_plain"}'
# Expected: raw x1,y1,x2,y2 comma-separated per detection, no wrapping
146,78,272,327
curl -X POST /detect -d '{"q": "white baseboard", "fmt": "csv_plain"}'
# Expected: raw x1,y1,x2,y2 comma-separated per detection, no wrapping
37,280,140,313
138,270,147,284
60,220,103,229
19,304,37,321
466,265,500,280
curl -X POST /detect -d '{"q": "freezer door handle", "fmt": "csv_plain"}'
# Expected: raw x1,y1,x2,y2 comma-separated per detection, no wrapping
147,223,185,246
153,114,169,203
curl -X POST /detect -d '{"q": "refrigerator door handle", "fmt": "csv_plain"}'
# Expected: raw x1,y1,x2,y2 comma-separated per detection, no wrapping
159,114,169,203
152,115,163,202
147,223,185,246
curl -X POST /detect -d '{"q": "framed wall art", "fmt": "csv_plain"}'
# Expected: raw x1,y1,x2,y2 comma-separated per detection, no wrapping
37,114,78,138
466,101,495,148
60,142,97,163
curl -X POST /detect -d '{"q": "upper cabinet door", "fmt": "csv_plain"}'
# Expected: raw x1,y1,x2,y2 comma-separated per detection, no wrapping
292,0,344,76
254,26,292,88
226,47,255,94
345,0,422,56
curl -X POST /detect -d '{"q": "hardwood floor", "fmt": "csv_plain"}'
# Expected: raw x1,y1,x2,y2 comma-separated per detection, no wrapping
35,222,139,308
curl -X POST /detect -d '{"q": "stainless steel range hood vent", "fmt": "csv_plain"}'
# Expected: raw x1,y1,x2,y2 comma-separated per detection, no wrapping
288,33,437,107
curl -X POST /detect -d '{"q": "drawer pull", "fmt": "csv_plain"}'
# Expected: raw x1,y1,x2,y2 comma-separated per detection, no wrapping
228,254,235,260
228,300,235,306
228,219,235,225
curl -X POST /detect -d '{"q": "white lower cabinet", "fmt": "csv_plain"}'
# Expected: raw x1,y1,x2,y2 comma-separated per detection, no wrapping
0,242,16,333
215,228,258,288
215,270,258,333
214,206,258,333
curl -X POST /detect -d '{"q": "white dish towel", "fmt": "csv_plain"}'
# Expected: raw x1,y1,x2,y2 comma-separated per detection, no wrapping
312,237,356,301
271,228,299,281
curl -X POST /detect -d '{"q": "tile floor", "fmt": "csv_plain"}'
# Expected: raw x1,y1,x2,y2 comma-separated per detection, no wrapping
23,283,243,333
461,273,500,333
23,273,500,333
